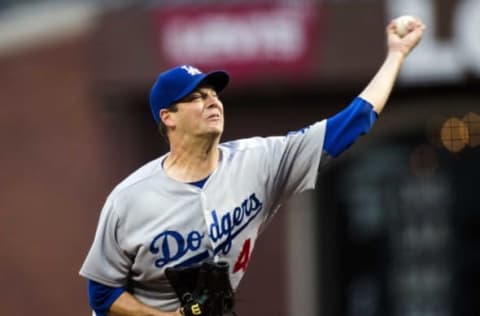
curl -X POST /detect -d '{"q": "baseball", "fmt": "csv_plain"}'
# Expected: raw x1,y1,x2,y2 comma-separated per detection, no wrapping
394,15,416,37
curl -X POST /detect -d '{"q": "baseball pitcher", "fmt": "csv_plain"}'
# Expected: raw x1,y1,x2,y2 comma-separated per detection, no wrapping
79,17,425,316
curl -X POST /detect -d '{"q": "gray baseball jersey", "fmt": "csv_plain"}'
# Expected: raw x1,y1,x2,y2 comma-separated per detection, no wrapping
79,120,326,312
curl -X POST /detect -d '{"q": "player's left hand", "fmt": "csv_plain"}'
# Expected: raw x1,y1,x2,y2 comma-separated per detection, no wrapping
165,261,236,316
386,17,426,59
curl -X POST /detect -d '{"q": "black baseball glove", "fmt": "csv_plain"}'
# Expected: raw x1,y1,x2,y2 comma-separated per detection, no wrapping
165,261,236,316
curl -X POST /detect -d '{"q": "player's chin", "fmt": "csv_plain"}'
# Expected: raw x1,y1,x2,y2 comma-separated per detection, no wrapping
205,119,224,132
198,122,222,136
209,126,224,137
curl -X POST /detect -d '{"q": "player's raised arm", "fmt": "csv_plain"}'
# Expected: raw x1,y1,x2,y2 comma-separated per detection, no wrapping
322,17,425,159
359,16,426,114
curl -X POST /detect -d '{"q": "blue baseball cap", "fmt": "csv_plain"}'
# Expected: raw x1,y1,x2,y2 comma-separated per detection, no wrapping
149,65,229,124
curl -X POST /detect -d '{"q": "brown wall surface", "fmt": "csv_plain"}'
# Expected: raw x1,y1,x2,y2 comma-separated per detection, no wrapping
0,31,113,315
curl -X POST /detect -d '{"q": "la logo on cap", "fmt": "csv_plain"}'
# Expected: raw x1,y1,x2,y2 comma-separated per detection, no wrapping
181,65,202,76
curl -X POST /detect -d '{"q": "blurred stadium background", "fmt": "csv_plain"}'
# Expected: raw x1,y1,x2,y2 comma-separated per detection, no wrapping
0,0,478,315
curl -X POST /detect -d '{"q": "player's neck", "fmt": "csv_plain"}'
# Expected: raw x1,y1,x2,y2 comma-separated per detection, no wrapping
164,137,220,183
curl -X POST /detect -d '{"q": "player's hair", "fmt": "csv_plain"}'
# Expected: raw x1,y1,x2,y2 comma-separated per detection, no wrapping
158,103,178,144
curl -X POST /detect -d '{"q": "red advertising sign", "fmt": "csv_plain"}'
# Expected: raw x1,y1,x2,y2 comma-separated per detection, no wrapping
150,4,321,85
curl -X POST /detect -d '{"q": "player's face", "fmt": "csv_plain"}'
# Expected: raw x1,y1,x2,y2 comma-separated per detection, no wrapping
172,85,224,138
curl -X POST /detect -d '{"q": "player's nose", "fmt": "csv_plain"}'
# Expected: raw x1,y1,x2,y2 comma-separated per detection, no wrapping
206,94,222,110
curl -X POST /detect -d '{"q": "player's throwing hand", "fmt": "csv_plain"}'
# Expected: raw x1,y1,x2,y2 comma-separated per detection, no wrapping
387,16,426,59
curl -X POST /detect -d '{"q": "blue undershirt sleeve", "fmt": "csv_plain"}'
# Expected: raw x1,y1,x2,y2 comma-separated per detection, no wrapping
88,279,125,316
324,97,378,157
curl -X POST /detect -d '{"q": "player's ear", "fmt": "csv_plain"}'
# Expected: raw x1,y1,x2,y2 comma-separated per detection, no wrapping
160,109,176,129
